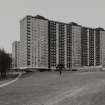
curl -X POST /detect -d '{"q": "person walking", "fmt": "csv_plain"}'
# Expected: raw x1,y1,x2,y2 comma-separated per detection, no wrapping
59,68,62,76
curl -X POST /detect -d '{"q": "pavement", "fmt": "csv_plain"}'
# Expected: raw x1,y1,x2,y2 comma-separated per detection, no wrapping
0,71,105,105
0,72,22,88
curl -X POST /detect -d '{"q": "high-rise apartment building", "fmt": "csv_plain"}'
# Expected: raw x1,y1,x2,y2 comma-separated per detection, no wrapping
12,41,21,68
81,27,88,66
100,30,105,67
12,15,105,70
48,21,57,69
20,15,48,69
81,27,105,69
71,23,81,69
48,21,66,69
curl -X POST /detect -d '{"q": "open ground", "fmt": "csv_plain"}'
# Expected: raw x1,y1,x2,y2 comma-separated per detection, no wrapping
0,71,105,105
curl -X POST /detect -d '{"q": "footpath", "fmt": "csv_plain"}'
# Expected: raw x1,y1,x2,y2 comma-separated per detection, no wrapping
0,72,22,88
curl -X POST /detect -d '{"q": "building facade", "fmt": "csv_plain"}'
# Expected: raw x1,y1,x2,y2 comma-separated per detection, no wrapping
12,15,105,70
71,24,81,69
49,21,66,69
20,15,49,69
12,41,21,68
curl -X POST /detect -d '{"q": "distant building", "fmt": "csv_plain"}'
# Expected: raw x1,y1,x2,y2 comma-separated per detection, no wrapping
12,41,21,68
12,15,105,70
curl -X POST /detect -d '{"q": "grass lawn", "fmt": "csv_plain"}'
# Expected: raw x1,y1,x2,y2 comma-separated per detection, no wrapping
0,71,105,105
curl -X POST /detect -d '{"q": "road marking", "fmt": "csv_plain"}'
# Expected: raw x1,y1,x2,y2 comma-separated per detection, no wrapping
0,72,22,88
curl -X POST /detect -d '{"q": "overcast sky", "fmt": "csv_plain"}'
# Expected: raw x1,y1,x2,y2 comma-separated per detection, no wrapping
0,0,105,53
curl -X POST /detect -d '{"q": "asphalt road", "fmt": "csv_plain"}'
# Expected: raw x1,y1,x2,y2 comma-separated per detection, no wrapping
0,71,105,105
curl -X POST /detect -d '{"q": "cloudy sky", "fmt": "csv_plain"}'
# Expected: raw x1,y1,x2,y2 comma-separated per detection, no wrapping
0,0,105,52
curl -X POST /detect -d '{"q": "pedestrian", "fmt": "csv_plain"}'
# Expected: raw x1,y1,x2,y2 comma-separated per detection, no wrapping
59,68,62,76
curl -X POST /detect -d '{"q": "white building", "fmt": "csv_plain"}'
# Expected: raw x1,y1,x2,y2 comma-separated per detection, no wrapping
71,24,81,69
12,15,105,70
20,15,49,69
12,41,21,68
